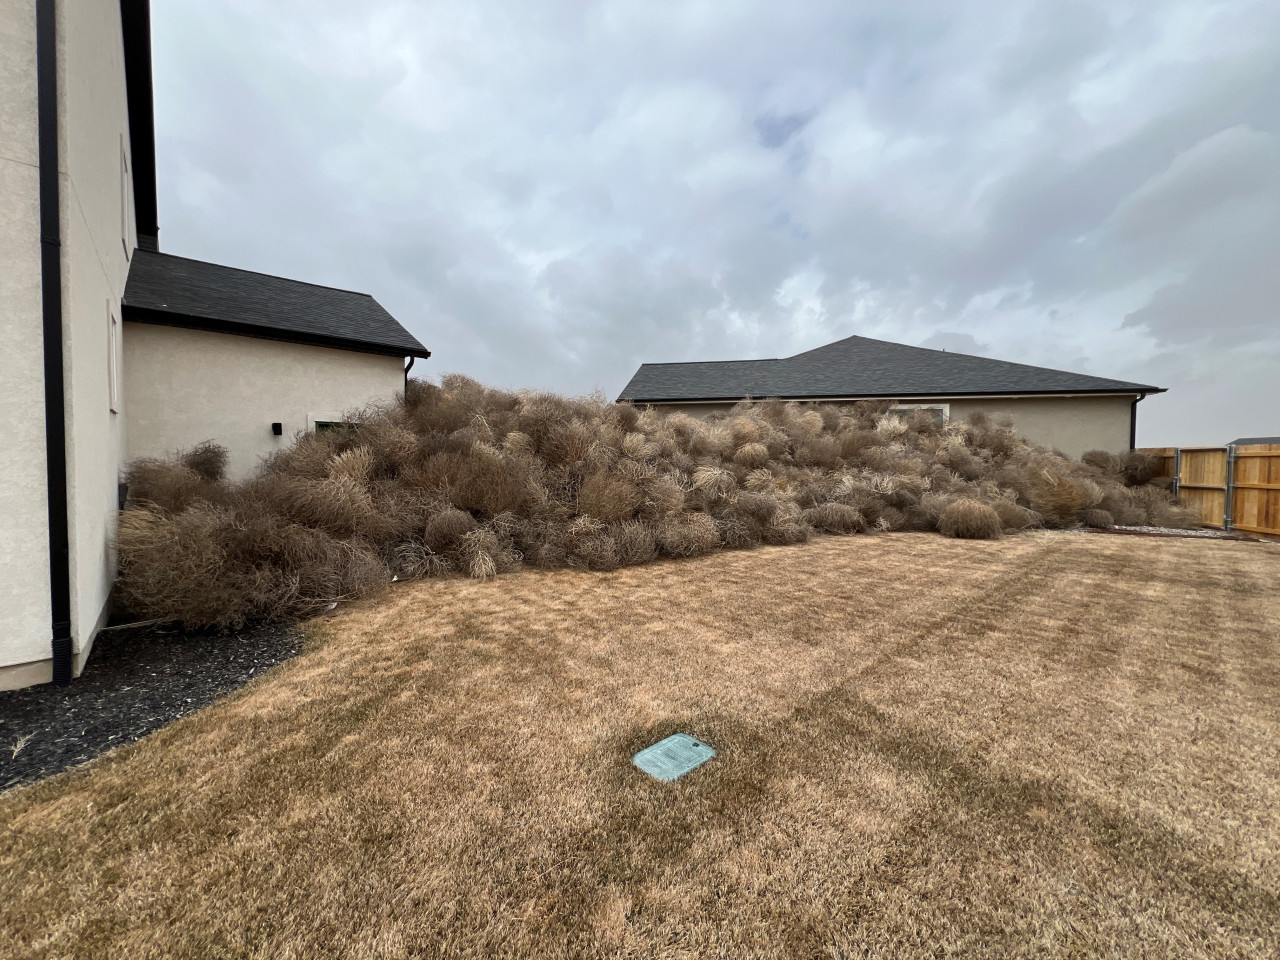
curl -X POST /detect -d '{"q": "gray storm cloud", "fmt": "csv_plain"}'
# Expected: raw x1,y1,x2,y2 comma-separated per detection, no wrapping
152,0,1280,445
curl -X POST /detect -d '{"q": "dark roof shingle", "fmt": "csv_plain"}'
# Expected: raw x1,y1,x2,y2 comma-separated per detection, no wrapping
617,335,1162,401
122,250,429,358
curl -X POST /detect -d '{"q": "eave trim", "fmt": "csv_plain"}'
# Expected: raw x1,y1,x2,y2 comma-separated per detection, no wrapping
122,304,432,359
621,388,1167,404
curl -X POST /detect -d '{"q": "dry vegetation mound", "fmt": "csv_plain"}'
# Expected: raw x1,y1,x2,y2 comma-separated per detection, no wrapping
117,376,1195,627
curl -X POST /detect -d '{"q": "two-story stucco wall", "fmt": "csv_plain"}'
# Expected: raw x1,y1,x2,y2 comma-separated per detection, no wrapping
59,0,135,678
0,0,55,688
0,0,133,688
123,323,407,479
641,393,1138,459
60,0,133,675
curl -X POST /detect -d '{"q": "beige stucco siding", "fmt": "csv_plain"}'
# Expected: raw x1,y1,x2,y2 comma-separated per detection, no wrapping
123,323,407,479
0,0,135,686
642,402,740,419
0,1,55,680
945,396,1133,458
60,0,134,674
0,1,39,168
640,394,1137,458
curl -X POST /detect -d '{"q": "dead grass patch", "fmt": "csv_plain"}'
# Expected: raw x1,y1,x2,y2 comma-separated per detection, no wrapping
4,535,1280,958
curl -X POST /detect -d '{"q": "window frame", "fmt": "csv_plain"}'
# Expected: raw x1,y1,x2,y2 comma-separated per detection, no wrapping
309,412,357,435
120,136,133,259
107,306,121,413
313,421,355,435
888,402,949,425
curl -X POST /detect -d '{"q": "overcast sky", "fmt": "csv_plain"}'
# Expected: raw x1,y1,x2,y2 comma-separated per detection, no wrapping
151,0,1280,446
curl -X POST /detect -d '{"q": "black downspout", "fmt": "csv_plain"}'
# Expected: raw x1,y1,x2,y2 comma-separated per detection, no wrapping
1129,392,1146,451
37,0,73,686
404,355,415,394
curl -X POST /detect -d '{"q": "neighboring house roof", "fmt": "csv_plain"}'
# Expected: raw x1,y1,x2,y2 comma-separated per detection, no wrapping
1229,436,1280,446
122,250,431,359
617,335,1164,402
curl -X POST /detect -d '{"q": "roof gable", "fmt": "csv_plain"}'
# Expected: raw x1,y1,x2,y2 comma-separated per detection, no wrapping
122,250,430,358
617,334,1163,402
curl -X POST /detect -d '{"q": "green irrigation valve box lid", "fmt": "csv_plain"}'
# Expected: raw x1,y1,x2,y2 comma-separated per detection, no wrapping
632,734,716,782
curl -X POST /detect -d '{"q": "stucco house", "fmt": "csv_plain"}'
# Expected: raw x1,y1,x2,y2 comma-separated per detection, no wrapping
1,0,429,689
618,335,1164,458
122,250,430,479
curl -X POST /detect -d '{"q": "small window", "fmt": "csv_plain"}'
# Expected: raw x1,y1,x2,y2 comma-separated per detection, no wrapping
314,421,355,434
120,137,133,259
310,411,359,434
888,403,948,426
107,308,120,413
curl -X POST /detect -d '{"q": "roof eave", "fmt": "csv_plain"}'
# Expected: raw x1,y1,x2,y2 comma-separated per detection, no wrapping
619,386,1166,403
122,304,431,359
120,1,158,250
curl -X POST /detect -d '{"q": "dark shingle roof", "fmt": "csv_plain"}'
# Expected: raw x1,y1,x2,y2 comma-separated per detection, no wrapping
1229,436,1280,446
617,335,1162,402
122,250,429,358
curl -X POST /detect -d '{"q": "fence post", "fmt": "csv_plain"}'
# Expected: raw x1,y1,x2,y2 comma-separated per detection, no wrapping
1172,448,1181,498
1224,445,1236,531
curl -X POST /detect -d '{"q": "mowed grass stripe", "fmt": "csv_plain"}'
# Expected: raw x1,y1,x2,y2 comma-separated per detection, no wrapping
2,533,1279,959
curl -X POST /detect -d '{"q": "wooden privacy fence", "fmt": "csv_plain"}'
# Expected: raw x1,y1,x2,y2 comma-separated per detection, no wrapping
1139,443,1280,537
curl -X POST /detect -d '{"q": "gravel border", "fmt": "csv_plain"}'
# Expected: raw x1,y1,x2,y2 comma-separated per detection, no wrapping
0,620,303,792
1086,525,1259,541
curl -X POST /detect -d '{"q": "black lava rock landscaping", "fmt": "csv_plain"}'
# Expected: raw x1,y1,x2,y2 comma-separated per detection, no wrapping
0,620,303,792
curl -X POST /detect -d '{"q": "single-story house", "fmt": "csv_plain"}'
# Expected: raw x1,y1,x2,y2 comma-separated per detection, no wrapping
0,0,429,689
122,250,430,479
617,334,1165,458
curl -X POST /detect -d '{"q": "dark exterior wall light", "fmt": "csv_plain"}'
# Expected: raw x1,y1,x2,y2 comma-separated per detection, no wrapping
271,422,283,436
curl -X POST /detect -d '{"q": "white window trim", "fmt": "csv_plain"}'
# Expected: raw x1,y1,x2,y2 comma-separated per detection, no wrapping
889,402,949,423
107,306,121,413
120,136,133,260
308,412,356,433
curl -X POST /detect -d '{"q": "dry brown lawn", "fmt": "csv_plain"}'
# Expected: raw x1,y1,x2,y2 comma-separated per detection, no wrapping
3,532,1280,959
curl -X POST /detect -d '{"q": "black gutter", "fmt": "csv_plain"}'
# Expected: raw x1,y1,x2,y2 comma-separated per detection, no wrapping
622,388,1168,404
37,0,73,686
1130,392,1147,451
404,355,416,392
122,305,432,360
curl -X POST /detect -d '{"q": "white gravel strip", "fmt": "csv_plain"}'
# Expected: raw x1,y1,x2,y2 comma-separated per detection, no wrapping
1111,525,1237,538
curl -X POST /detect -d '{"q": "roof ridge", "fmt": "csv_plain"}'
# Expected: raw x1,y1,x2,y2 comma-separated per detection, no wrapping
617,332,1165,402
784,333,1154,389
637,357,782,367
783,333,869,360
139,249,376,299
